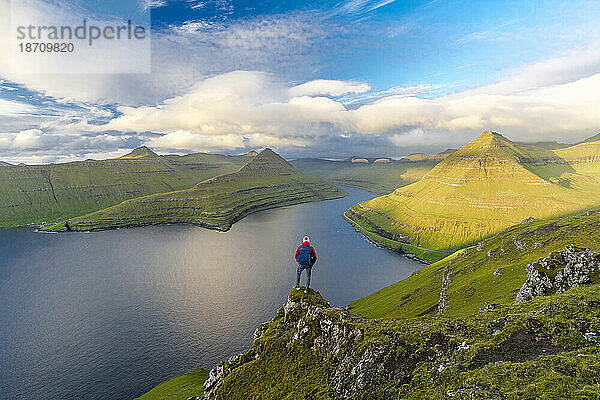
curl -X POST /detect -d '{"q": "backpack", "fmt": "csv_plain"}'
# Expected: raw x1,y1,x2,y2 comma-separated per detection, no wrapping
298,245,312,266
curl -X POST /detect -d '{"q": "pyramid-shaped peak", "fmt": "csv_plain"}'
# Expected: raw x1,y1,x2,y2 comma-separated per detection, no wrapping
480,130,501,137
239,148,295,173
476,131,510,142
119,146,159,159
462,131,514,150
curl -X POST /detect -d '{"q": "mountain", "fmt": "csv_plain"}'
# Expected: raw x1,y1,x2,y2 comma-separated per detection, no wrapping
344,131,600,262
576,132,600,144
402,152,431,161
118,146,160,159
430,148,458,160
42,149,346,232
0,161,12,167
0,148,249,228
291,157,439,195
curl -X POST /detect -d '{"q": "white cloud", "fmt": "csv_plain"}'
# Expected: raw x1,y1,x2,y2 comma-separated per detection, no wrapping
289,79,370,97
95,48,600,154
0,99,37,115
141,0,166,11
331,0,397,17
0,1,329,105
149,131,246,152
11,129,46,150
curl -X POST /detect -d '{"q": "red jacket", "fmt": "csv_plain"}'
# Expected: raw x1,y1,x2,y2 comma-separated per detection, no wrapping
295,241,317,266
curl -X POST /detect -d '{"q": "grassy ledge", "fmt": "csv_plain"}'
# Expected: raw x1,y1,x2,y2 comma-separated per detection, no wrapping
350,208,600,319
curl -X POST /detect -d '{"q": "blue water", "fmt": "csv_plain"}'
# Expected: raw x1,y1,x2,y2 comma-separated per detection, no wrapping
0,187,422,400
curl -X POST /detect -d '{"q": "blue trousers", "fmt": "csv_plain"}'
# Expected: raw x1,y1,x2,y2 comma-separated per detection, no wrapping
296,265,312,289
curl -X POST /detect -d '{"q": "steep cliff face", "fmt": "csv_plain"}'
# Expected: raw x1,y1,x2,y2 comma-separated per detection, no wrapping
202,286,600,399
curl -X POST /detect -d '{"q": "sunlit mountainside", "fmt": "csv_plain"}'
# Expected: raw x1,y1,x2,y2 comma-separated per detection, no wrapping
345,131,600,262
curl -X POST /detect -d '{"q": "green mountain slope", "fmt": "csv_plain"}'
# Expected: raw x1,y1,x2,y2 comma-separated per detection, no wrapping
345,131,600,261
350,208,600,319
515,140,570,150
291,157,439,195
198,287,600,399
44,149,346,232
0,148,250,228
133,368,208,400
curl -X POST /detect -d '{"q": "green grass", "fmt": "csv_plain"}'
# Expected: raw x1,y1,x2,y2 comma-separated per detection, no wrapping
43,149,347,232
205,286,600,399
342,210,451,262
350,208,600,319
345,131,600,262
133,368,208,400
0,147,251,228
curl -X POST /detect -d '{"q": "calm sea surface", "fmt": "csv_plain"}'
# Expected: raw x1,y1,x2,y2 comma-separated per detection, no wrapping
0,187,422,400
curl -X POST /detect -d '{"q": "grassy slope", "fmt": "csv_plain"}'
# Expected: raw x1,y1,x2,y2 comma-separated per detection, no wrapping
44,149,346,231
291,158,438,195
133,368,208,400
208,288,600,399
345,131,600,261
0,147,250,228
350,208,600,319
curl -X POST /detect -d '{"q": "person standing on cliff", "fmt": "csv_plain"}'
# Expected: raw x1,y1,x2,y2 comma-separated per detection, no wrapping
294,236,317,293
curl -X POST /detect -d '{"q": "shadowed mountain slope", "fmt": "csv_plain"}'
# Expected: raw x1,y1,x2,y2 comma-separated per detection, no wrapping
43,149,346,232
291,156,443,196
0,147,251,228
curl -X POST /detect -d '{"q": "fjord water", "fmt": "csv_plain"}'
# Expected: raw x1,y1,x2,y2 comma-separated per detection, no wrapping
0,188,421,400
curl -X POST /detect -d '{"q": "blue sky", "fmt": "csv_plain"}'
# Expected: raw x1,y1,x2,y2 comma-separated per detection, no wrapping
1,0,600,163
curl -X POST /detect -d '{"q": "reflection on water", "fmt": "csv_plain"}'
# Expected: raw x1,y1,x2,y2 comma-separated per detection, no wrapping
0,188,422,400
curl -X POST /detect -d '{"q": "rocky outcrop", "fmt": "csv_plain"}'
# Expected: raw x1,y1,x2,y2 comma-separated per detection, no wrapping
199,285,600,399
438,265,452,314
516,245,600,303
203,290,452,400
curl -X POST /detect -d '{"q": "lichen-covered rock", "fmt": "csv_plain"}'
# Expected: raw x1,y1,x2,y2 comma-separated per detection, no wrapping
516,245,600,304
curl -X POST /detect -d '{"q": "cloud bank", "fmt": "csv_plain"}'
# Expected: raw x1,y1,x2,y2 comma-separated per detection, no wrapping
99,49,600,156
